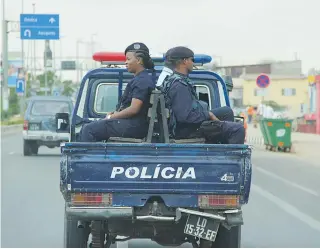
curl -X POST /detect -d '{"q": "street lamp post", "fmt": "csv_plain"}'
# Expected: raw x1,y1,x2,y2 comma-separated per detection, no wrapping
76,39,82,84
76,35,98,84
1,19,9,112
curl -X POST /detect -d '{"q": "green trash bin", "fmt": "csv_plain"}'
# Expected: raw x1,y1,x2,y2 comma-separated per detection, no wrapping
260,118,293,152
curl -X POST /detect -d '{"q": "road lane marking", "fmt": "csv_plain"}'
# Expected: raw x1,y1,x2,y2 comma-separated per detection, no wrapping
9,152,15,155
255,166,319,197
252,184,320,233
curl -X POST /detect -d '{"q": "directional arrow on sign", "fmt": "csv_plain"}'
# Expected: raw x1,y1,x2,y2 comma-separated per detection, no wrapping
24,29,31,37
49,18,56,24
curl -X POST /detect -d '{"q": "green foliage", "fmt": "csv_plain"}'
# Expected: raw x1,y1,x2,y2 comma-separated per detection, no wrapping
2,71,75,121
62,80,75,97
1,117,24,125
1,88,20,120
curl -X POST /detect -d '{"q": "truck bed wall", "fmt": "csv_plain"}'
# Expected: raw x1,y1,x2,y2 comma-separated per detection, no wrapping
61,143,252,205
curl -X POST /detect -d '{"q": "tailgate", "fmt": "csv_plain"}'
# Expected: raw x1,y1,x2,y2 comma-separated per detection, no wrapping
61,143,251,195
28,116,56,131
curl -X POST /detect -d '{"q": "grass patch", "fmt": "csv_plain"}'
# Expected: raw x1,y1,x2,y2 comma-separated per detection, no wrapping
1,117,24,126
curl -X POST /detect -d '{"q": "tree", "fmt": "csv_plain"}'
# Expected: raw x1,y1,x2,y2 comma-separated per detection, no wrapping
1,88,20,120
25,71,75,98
62,80,75,96
25,72,33,98
36,71,57,91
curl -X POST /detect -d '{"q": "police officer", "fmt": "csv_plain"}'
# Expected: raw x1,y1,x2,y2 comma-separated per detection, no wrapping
81,42,155,142
161,46,245,144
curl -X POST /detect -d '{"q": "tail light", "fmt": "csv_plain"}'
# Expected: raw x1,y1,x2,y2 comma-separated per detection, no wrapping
198,195,239,209
23,120,28,130
71,193,112,207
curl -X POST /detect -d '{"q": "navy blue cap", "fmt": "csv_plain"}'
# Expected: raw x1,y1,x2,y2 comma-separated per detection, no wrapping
165,46,194,60
125,42,149,55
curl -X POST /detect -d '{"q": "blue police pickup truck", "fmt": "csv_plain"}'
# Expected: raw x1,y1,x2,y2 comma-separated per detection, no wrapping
56,53,252,248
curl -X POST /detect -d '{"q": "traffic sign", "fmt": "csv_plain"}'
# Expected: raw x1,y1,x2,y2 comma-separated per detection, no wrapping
20,14,60,40
52,88,60,96
16,78,25,96
256,74,270,88
61,61,76,70
52,86,62,96
53,90,60,96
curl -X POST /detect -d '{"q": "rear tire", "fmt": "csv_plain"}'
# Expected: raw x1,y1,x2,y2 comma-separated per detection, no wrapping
31,143,39,155
23,140,32,156
23,140,39,156
213,225,241,248
64,212,88,248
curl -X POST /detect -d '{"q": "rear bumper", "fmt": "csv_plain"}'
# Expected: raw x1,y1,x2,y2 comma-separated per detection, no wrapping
23,130,69,142
66,206,243,226
66,206,134,220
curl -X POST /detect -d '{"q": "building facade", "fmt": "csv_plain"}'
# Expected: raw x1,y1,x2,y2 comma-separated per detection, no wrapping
242,74,309,116
214,60,303,109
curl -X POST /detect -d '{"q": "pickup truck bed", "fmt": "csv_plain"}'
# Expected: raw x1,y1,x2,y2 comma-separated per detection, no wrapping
60,142,252,207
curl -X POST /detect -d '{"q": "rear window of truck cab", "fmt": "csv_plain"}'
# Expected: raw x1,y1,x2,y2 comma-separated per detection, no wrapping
93,82,214,114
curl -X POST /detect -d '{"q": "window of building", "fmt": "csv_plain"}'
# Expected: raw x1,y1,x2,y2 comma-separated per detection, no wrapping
282,88,296,96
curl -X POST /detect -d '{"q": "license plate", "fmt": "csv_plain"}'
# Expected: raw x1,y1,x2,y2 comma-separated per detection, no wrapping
29,124,40,130
184,214,220,242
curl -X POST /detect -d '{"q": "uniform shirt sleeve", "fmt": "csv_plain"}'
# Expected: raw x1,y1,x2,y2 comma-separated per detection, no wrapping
131,76,152,103
169,81,210,124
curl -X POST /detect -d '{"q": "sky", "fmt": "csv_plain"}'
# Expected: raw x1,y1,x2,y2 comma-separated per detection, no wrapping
1,0,320,81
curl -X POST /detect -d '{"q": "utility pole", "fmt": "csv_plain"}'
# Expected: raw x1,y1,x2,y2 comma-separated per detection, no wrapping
2,0,9,111
32,3,36,93
59,35,64,82
76,40,80,84
90,35,94,68
76,35,98,84
44,41,47,96
44,40,52,96
90,33,97,68
20,0,25,115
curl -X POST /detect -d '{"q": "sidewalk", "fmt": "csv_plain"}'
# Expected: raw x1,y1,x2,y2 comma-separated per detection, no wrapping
246,123,320,164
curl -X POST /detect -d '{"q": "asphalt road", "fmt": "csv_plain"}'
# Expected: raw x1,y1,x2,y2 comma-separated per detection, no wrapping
1,133,320,248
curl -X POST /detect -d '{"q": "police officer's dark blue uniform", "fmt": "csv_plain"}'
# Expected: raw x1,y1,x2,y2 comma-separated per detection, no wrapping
162,46,245,144
81,42,155,142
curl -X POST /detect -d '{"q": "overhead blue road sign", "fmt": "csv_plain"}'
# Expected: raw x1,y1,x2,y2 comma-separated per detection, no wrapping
16,78,25,96
52,87,61,96
20,14,60,40
256,74,270,88
53,90,60,96
20,27,59,40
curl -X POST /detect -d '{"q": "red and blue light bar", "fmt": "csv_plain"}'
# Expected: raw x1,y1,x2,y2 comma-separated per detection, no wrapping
92,52,212,66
